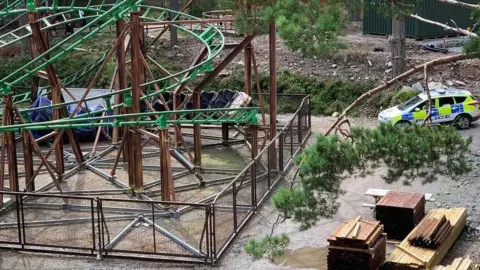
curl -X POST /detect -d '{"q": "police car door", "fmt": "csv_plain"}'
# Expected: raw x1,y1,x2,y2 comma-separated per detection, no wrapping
434,96,455,123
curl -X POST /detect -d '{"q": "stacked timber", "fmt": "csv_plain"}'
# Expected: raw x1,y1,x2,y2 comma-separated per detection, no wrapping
375,191,425,240
386,208,467,270
435,257,479,270
327,216,386,270
408,215,453,249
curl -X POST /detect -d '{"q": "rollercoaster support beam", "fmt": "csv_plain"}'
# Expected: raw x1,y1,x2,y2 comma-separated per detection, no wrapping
191,35,256,170
1,96,19,199
269,20,277,170
159,123,175,202
128,11,144,193
250,124,258,207
28,13,85,176
114,19,127,145
23,35,39,191
244,41,252,96
173,46,208,148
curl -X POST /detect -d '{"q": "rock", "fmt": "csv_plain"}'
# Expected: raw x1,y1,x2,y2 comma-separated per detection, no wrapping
386,61,392,68
402,86,415,91
385,69,392,74
350,77,355,81
173,45,180,49
454,80,467,87
237,60,244,66
331,64,338,69
332,112,340,117
428,82,447,90
411,82,424,92
447,80,454,86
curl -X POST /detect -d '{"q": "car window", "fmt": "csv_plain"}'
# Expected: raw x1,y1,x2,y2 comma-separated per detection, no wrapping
411,101,427,112
438,97,455,107
398,95,422,110
454,96,467,103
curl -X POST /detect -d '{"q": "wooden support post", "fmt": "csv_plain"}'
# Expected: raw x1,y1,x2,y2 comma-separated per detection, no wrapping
28,13,84,177
250,124,258,207
222,123,229,146
193,90,202,172
24,35,37,191
113,19,127,145
4,96,18,194
159,126,175,202
129,12,144,193
268,21,277,170
244,42,252,96
173,47,208,147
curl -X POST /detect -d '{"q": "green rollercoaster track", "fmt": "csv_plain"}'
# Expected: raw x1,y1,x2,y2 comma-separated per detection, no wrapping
0,0,259,132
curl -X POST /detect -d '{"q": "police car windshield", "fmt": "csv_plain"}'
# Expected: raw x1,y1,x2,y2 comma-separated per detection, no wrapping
398,95,422,111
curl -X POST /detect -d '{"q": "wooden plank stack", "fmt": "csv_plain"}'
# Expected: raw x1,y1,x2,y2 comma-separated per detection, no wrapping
386,208,467,269
434,257,479,270
407,215,453,249
375,191,425,240
327,216,386,270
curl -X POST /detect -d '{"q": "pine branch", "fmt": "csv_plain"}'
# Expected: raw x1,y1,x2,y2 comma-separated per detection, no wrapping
326,53,471,135
410,14,478,38
434,0,480,10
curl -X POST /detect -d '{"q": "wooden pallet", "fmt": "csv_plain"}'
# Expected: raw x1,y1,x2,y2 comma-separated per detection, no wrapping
386,208,467,269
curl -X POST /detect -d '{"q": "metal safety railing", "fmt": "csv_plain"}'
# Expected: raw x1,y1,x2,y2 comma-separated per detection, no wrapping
0,95,312,264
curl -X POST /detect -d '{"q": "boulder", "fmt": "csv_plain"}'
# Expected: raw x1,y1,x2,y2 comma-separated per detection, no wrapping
411,82,424,92
427,82,447,90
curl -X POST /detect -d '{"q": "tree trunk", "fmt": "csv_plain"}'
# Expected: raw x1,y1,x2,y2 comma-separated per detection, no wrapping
389,1,406,77
169,0,179,46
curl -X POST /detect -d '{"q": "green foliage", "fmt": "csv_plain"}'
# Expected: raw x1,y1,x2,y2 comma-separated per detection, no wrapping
464,9,480,56
273,124,471,228
266,0,348,56
389,88,420,106
243,234,290,260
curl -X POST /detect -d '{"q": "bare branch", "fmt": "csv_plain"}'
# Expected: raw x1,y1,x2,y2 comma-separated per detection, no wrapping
326,54,471,135
422,65,433,127
434,0,480,9
410,14,478,38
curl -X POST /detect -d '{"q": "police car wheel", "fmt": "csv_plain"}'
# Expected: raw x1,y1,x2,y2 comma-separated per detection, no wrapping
455,115,471,130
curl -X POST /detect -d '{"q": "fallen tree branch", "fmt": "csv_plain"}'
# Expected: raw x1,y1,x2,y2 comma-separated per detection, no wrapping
422,65,433,126
434,0,480,9
326,53,471,135
410,14,478,38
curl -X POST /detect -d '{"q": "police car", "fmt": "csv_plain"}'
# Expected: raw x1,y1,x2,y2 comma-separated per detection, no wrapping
378,89,480,129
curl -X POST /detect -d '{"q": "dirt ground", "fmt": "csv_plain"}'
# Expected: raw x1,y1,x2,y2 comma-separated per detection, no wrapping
154,22,480,97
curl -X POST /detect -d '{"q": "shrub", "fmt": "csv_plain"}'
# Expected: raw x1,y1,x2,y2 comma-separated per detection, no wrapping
390,89,420,107
244,234,290,261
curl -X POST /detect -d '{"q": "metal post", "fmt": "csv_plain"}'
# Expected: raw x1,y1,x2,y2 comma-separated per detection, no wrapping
113,19,127,145
159,127,175,201
193,90,202,172
244,43,252,96
250,125,258,207
4,96,18,193
129,12,144,193
268,21,277,170
221,123,229,146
